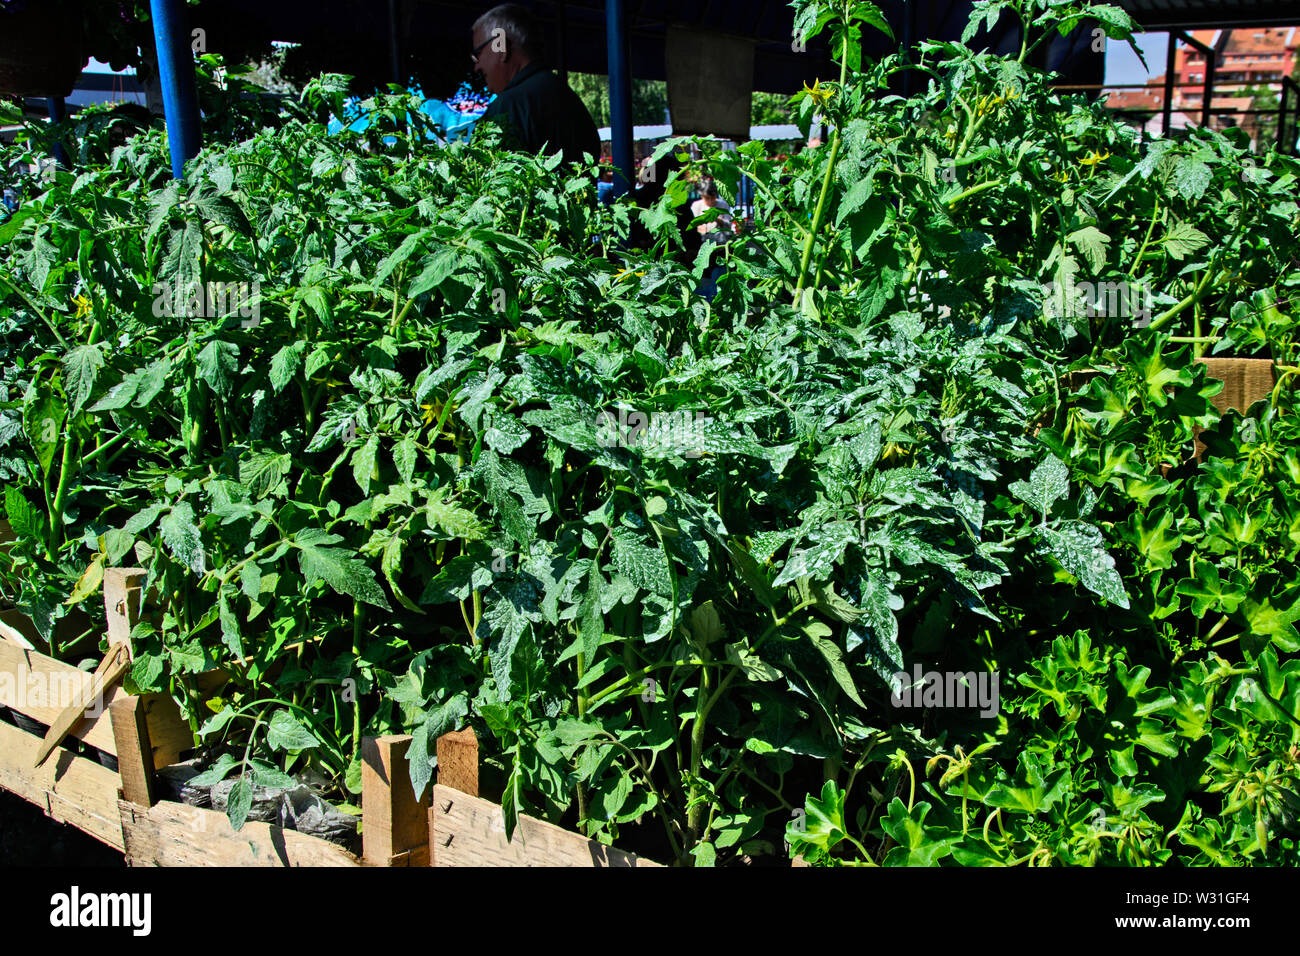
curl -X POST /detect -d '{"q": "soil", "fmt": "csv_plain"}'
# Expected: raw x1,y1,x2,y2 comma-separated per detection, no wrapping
0,788,125,866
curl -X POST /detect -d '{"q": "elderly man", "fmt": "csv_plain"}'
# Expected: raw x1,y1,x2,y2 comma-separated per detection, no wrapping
471,4,600,166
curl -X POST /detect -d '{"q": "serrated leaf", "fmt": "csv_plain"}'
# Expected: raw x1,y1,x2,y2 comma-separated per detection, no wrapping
197,340,239,399
227,776,253,831
295,527,391,609
218,588,244,659
267,709,320,751
1162,221,1209,261
1038,520,1130,609
160,500,206,574
351,433,379,496
1068,226,1109,272
62,344,104,414
1010,455,1069,522
269,341,306,394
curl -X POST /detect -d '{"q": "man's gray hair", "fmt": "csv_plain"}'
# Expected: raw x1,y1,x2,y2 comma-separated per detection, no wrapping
473,4,544,61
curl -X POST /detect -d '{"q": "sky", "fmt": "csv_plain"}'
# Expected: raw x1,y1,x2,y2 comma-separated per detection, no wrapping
1105,32,1171,86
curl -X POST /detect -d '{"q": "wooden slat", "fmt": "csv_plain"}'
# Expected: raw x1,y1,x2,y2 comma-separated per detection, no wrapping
362,735,429,866
111,696,154,807
1194,358,1276,459
436,727,480,796
431,785,662,867
102,568,146,656
140,693,192,771
119,799,362,867
0,640,125,755
0,640,190,768
0,719,124,850
34,644,129,767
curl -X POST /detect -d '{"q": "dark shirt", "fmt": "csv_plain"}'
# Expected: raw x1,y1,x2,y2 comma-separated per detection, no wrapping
479,64,601,166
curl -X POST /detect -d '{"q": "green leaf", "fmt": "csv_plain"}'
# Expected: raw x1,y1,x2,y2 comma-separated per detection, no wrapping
24,388,65,480
425,488,487,540
1241,592,1300,653
1010,455,1069,522
351,433,379,497
218,588,244,659
1162,221,1209,261
408,246,461,299
227,775,253,831
295,527,391,609
66,553,106,605
197,340,239,399
4,486,38,540
880,799,956,866
160,500,206,574
248,758,296,789
1038,520,1130,609
267,709,321,751
1175,563,1246,618
62,344,104,414
1067,226,1109,272
394,433,418,483
612,528,672,596
239,563,262,603
239,451,291,499
188,752,239,786
805,622,867,708
269,341,306,394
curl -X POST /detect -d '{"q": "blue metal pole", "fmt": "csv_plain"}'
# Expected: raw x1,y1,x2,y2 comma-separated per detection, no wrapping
47,96,68,168
606,0,634,199
150,0,202,179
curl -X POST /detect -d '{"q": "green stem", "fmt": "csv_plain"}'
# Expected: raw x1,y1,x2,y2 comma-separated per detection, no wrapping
793,23,850,297
1147,268,1231,332
46,432,80,561
351,599,362,762
946,178,1004,207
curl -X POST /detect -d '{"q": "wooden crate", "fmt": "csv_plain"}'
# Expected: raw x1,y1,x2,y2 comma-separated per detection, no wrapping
427,728,663,867
2,565,663,866
0,570,191,850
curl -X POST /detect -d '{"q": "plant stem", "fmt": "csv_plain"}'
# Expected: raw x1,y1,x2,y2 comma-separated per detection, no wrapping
350,599,362,761
794,23,850,297
46,432,80,561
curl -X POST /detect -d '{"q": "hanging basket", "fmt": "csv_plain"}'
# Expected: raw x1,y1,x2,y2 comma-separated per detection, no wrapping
0,0,86,98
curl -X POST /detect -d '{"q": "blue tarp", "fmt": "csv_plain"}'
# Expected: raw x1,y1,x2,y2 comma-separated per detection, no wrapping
327,87,488,141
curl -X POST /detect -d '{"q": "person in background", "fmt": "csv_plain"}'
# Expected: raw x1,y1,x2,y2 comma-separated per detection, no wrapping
471,3,600,167
690,179,734,241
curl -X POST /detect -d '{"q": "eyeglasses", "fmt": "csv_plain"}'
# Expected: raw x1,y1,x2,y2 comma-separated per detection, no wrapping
471,37,493,63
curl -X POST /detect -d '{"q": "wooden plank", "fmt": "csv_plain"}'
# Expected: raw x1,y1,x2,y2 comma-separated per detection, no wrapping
118,799,361,867
1198,358,1275,417
436,727,480,796
1195,358,1276,460
0,609,36,649
0,639,124,756
0,640,189,769
361,735,429,866
34,644,129,767
102,568,146,657
431,784,662,868
0,719,124,850
110,697,154,807
141,693,192,771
